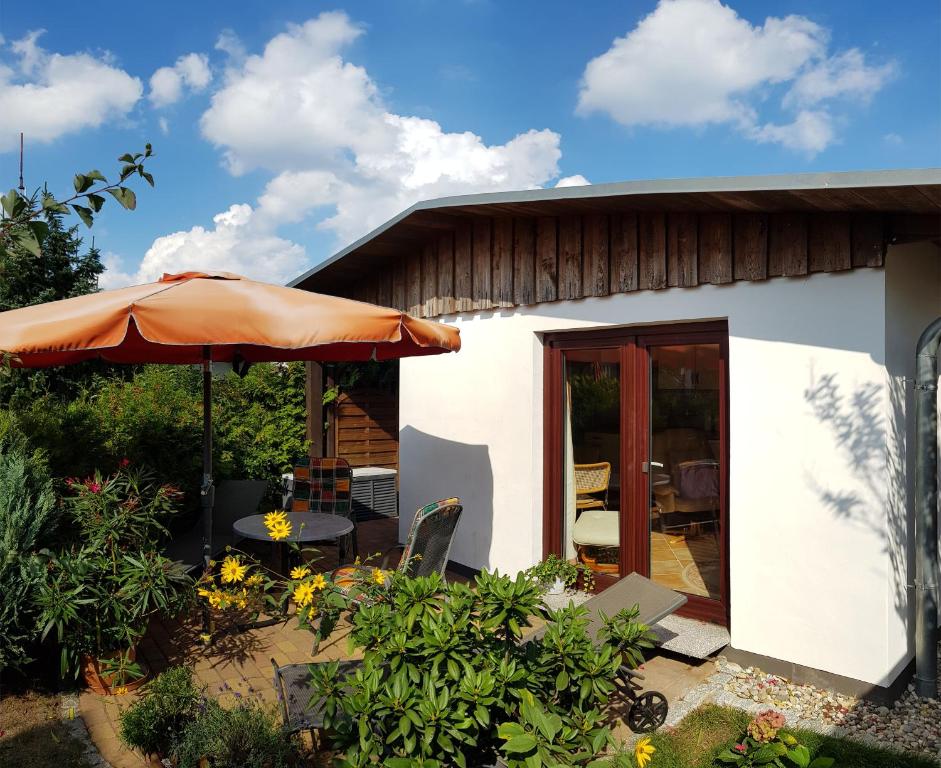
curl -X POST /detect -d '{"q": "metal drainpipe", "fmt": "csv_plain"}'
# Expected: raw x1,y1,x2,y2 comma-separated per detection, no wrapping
914,316,941,699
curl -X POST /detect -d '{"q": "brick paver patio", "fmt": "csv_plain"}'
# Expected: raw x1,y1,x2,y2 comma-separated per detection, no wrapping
80,517,410,767
78,517,712,766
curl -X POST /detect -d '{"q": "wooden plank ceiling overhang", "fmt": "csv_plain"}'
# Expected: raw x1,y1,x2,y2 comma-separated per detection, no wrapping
292,171,941,319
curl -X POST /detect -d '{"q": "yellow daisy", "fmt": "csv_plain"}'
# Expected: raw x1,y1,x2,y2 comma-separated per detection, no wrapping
311,573,327,591
267,519,293,541
263,510,288,530
208,590,225,608
197,587,211,598
220,556,247,584
245,573,264,587
634,736,655,768
372,568,386,586
290,565,310,580
294,581,315,607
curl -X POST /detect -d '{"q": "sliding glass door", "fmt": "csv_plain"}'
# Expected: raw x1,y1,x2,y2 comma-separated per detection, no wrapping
543,322,728,623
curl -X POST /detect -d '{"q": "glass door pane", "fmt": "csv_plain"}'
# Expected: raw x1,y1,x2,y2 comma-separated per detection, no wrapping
562,349,622,577
648,343,722,600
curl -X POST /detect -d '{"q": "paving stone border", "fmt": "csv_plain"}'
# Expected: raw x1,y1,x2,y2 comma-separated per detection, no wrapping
60,692,113,768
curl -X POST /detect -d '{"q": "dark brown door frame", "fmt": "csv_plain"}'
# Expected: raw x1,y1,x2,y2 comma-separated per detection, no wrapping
542,320,729,625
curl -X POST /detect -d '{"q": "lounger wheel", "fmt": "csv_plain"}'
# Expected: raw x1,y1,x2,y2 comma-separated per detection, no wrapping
626,691,668,733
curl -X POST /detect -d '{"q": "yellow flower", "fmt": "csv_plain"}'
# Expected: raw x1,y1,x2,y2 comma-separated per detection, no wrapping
197,587,211,598
290,565,310,580
311,573,327,591
220,556,247,584
246,573,264,587
294,581,315,607
634,736,655,768
264,510,288,530
267,519,293,541
208,590,225,608
372,568,386,586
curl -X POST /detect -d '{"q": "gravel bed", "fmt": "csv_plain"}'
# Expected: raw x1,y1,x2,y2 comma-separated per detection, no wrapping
670,650,941,760
540,588,592,612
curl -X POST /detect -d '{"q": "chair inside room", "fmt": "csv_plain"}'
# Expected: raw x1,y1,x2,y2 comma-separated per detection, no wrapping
651,428,719,536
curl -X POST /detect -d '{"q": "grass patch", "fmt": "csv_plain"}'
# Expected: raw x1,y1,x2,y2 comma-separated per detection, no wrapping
0,688,93,768
646,704,940,768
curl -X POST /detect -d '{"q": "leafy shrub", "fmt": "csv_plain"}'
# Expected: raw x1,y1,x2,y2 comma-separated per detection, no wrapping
175,699,298,768
0,419,57,670
34,463,193,680
119,666,204,757
311,570,655,767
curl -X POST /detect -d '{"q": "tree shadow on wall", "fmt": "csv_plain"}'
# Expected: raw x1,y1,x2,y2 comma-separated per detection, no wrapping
804,371,911,634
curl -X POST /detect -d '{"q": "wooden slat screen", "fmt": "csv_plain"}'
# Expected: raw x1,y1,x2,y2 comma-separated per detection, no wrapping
338,210,888,318
334,389,398,472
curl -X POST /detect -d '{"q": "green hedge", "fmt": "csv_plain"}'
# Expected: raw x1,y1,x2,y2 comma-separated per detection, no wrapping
13,362,309,516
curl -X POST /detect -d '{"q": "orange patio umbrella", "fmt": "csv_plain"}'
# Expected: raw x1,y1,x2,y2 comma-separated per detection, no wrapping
0,270,460,583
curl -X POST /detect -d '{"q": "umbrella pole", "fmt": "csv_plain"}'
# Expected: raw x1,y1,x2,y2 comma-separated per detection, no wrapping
200,346,215,642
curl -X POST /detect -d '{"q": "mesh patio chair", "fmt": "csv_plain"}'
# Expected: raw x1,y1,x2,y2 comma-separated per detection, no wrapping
270,657,361,735
310,497,463,653
290,456,357,561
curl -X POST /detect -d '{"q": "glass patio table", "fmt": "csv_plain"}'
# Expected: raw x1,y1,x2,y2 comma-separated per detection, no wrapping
233,511,354,575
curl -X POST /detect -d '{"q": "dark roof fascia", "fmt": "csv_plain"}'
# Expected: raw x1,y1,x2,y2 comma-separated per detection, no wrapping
289,167,941,287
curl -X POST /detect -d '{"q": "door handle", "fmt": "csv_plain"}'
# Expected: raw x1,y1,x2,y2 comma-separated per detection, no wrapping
641,461,664,473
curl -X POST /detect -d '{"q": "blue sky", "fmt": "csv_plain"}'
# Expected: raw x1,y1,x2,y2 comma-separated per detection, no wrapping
0,0,938,287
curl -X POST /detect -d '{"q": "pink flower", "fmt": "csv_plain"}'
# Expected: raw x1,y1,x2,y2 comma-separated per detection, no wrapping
734,744,746,753
86,481,102,493
119,458,130,467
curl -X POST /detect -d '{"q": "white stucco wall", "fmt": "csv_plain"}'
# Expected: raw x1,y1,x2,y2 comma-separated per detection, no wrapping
398,251,938,686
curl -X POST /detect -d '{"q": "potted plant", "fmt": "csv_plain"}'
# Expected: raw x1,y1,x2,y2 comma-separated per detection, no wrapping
35,463,193,693
527,554,594,595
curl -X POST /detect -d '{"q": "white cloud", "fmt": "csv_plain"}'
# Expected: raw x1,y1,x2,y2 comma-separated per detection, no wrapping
158,116,170,135
555,174,590,187
784,49,896,108
149,52,212,107
129,204,306,286
0,30,141,152
577,0,895,154
883,132,903,146
112,12,563,287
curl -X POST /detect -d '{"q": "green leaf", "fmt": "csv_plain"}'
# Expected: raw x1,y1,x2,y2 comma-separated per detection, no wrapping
86,194,106,213
144,143,153,157
14,229,40,256
73,174,94,193
84,170,107,183
1,189,25,217
808,760,834,768
140,170,154,187
118,153,135,163
501,734,537,754
28,220,49,245
787,745,810,768
120,164,137,180
41,196,69,214
106,187,136,211
71,204,94,229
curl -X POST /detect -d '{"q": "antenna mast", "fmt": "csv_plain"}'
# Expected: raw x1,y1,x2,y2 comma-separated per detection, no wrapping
18,133,25,192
